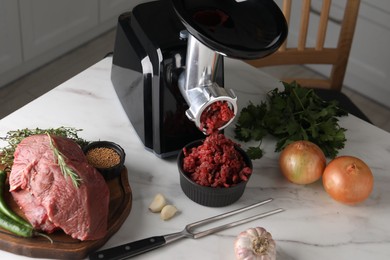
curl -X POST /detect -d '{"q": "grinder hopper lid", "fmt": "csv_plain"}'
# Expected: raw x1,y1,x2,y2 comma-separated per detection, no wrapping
171,0,288,60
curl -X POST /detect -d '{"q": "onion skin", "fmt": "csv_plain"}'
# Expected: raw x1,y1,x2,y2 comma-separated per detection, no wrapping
279,140,326,185
234,227,276,260
322,156,374,205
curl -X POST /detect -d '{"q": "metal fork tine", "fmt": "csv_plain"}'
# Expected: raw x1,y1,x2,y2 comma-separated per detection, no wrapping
186,198,273,231
193,208,284,239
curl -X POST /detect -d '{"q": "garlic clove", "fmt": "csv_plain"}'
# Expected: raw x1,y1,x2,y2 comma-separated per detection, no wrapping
160,205,178,221
149,193,167,213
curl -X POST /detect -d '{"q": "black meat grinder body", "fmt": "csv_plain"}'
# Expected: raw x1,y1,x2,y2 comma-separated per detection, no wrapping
111,0,287,158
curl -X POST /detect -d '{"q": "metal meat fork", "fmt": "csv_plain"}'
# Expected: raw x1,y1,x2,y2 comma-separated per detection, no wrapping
88,198,283,260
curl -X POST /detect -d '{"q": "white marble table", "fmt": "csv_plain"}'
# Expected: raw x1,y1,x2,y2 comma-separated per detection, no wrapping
0,57,389,260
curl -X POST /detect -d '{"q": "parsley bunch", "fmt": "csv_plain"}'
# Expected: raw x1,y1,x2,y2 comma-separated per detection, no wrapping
235,81,348,159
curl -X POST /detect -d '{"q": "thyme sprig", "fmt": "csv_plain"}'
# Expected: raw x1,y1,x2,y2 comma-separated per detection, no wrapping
47,134,82,188
0,127,88,169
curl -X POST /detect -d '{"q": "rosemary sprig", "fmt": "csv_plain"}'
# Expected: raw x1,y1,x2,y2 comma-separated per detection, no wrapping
47,134,82,188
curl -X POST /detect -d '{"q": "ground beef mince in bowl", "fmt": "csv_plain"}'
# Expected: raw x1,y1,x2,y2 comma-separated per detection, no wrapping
183,133,252,187
200,101,235,134
178,133,253,207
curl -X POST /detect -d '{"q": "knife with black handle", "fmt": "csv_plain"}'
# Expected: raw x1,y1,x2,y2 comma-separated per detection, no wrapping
88,235,167,260
88,200,283,260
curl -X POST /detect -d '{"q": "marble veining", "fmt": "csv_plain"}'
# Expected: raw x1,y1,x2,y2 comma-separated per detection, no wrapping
0,57,389,259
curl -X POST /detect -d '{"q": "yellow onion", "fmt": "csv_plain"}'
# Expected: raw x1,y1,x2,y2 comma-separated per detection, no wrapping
322,155,374,205
234,227,276,260
279,140,326,185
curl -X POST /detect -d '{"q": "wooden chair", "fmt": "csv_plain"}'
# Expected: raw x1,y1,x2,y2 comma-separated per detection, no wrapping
245,0,370,122
246,0,360,91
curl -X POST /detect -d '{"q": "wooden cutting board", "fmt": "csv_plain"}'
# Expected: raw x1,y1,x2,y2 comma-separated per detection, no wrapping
0,167,132,259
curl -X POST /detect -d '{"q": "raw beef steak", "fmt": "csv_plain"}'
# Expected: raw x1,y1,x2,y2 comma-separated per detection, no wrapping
9,134,110,241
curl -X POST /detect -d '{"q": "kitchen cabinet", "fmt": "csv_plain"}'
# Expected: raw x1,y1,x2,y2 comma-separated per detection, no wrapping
99,0,148,24
0,0,151,88
0,0,22,75
19,0,99,61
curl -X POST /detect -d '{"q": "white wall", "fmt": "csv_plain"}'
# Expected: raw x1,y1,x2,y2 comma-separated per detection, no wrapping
274,0,390,108
344,0,390,108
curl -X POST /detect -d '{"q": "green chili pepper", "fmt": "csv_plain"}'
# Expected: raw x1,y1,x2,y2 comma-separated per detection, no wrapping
0,211,34,237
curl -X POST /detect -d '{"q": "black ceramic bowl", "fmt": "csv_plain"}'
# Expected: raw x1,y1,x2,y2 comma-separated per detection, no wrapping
83,141,126,180
177,140,253,207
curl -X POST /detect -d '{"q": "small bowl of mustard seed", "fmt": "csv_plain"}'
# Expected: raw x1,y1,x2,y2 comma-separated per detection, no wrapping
83,141,125,180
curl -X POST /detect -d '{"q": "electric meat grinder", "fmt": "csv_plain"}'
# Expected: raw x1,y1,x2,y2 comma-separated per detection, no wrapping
111,0,287,157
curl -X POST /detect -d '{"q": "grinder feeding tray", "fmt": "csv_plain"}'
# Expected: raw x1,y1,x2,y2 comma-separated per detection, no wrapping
111,0,287,158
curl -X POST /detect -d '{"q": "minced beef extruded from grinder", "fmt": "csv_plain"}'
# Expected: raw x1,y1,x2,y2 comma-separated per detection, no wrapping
200,101,235,134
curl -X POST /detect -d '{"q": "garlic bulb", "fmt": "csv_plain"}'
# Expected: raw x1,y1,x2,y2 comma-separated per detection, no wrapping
234,227,276,260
